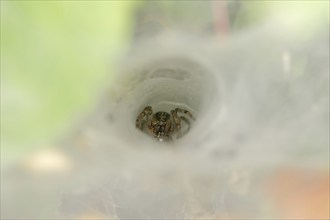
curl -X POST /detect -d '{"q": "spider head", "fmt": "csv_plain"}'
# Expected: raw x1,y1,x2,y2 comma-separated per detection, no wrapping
150,111,170,140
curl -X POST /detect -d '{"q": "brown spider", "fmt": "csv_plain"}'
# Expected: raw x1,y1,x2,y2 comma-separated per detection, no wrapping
136,106,195,142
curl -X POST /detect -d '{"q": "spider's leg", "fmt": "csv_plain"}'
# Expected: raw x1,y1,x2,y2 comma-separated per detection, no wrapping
158,116,172,140
174,108,195,121
146,111,152,128
164,117,172,133
136,106,153,131
180,116,191,132
172,108,195,138
135,114,145,130
171,110,181,130
171,109,182,138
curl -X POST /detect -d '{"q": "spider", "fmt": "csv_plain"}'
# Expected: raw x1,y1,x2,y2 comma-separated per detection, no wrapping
136,106,195,142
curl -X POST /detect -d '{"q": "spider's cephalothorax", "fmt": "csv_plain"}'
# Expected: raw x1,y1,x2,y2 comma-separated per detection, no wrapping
136,106,195,142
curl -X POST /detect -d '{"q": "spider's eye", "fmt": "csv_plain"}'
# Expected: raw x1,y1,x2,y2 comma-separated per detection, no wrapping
155,112,162,120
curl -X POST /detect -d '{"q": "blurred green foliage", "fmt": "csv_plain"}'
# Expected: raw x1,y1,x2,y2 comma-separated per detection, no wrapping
1,1,139,164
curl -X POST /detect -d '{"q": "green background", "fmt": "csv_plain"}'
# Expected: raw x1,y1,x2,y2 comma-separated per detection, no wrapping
1,1,139,165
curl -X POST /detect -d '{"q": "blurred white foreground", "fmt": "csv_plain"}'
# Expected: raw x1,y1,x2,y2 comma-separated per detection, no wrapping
2,4,329,220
